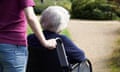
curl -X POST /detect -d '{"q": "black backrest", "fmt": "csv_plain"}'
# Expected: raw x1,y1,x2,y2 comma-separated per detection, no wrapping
26,38,69,72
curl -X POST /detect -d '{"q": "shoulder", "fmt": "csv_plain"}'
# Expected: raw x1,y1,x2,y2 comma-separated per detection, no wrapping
59,35,73,45
59,35,79,48
60,35,71,42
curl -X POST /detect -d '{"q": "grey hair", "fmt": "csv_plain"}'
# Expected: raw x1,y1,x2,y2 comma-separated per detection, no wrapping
40,6,70,33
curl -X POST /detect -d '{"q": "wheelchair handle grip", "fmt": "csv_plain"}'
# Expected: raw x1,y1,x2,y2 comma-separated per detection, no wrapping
56,37,62,43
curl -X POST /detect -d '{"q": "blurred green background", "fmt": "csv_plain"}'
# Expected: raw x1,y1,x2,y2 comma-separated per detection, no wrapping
28,0,120,72
34,0,120,20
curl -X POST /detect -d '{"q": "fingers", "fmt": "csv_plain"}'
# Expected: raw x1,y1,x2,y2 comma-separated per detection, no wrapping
45,39,57,50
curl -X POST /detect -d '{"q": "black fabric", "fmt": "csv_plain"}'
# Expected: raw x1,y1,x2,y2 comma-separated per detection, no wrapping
26,30,86,72
26,46,63,72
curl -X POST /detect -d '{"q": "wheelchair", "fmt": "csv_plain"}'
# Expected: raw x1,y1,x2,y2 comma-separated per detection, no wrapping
26,38,92,72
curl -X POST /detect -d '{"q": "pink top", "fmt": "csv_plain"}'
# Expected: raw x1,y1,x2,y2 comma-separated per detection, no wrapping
0,0,35,46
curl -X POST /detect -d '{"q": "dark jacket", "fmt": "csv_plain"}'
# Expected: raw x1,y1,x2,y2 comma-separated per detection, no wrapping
27,30,85,72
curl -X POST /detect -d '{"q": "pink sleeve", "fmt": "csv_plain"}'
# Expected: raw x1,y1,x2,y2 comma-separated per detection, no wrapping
20,0,35,8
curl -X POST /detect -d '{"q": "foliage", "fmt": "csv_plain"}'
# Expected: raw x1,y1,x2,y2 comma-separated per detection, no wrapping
34,0,71,14
27,25,33,35
71,0,120,20
109,38,120,72
109,1,120,18
61,29,71,38
34,0,120,20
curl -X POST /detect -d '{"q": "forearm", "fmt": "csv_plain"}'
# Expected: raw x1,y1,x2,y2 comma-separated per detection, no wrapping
24,7,47,46
28,16,47,46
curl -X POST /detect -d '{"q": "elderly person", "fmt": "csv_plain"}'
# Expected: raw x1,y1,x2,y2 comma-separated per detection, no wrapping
27,6,86,72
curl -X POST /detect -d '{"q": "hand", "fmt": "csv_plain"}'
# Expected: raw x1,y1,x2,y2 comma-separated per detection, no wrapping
44,39,57,50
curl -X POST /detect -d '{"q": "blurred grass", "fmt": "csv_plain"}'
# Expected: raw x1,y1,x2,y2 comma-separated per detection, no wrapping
61,28,71,38
27,26,71,38
109,37,120,72
27,25,33,35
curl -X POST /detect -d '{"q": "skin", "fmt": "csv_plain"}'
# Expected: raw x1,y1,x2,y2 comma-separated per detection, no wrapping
24,7,56,49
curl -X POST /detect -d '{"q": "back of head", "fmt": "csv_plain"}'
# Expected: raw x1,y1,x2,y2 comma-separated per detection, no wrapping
40,6,70,33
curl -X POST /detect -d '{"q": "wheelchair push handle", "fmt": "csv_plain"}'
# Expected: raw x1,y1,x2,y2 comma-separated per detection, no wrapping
56,38,93,72
56,37,62,44
56,38,69,68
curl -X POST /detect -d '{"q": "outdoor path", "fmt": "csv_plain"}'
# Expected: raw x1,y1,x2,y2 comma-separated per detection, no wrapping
67,20,120,72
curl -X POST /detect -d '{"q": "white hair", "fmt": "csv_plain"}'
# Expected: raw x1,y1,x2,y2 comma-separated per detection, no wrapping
40,6,70,33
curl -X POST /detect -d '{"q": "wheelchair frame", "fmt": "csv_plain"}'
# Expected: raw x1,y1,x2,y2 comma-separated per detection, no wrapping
27,38,92,72
56,38,92,72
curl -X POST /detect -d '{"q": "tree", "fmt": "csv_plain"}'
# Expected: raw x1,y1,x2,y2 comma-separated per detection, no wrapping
71,0,119,20
108,0,120,3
